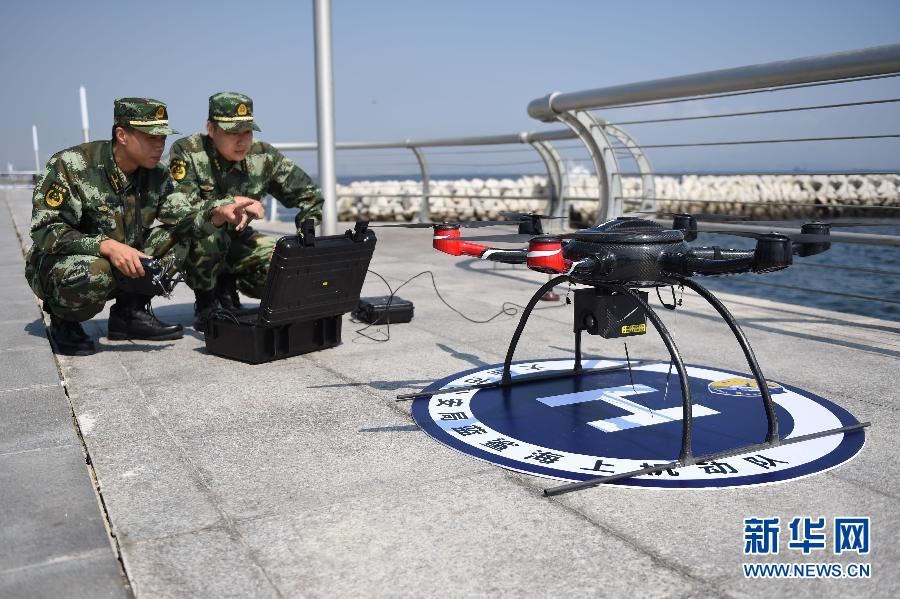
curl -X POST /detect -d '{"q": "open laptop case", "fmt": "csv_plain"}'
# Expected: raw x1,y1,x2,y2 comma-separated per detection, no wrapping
204,222,376,363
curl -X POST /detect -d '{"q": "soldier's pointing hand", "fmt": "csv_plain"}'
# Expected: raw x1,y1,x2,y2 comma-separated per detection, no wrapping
233,196,265,232
210,197,260,228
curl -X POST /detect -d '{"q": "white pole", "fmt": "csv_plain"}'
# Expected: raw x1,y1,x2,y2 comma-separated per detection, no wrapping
79,85,90,143
32,125,40,173
313,0,337,235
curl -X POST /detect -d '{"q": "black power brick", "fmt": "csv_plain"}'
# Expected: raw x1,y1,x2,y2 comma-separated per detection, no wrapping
353,296,415,325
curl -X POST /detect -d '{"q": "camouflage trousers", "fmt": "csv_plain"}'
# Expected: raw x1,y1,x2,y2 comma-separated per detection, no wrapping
25,226,186,322
182,225,274,297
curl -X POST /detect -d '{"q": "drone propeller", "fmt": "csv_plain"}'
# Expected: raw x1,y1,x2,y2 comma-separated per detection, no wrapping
454,230,662,244
700,218,898,228
623,210,741,223
455,233,556,243
700,229,851,246
629,210,898,228
500,211,566,221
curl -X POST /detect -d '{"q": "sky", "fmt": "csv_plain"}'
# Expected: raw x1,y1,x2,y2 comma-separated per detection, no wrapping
1,0,899,178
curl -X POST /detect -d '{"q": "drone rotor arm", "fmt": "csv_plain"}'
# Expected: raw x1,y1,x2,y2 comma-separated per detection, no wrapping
478,247,529,264
661,250,755,277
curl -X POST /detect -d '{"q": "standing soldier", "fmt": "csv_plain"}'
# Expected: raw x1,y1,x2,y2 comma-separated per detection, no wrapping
168,92,323,330
26,98,257,355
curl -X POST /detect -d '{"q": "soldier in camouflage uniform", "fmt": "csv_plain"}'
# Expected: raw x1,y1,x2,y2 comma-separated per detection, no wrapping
26,98,258,356
168,92,322,330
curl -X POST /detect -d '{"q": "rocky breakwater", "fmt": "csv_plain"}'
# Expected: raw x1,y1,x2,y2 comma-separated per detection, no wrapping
333,173,900,222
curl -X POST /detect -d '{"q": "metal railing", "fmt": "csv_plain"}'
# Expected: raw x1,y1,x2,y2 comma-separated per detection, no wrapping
272,126,666,224
274,130,575,223
272,43,900,230
527,43,900,221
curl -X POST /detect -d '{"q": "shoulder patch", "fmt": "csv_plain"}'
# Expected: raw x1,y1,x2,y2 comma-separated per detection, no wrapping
44,182,69,208
169,158,187,181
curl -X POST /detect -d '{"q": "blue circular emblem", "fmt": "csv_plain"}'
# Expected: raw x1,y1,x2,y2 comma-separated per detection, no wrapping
412,360,866,489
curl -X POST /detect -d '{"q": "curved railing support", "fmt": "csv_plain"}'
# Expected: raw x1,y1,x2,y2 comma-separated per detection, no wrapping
527,140,567,220
603,123,656,215
553,111,622,223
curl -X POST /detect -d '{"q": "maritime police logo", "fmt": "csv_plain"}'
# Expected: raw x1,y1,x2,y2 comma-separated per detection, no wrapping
44,182,68,208
169,159,187,181
709,377,785,397
412,360,865,489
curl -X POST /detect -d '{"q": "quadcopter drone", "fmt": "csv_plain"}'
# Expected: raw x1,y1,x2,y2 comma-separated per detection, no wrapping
393,212,872,494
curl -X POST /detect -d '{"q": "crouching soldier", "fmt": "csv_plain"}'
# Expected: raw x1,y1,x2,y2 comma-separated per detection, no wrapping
168,92,323,330
25,98,257,355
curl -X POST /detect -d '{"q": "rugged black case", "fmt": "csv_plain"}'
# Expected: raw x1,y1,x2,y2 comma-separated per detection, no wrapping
205,227,376,363
205,315,342,364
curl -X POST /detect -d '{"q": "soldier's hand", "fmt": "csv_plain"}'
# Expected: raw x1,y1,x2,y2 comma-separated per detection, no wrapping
99,239,150,278
211,197,260,228
234,197,265,232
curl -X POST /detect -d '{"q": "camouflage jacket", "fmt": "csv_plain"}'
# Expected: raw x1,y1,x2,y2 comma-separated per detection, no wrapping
167,133,322,221
30,140,228,257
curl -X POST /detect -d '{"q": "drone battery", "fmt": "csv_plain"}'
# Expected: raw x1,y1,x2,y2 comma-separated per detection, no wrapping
353,296,414,325
574,288,648,339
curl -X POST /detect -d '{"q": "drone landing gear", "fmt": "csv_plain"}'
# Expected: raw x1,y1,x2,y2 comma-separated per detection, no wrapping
542,277,870,496
398,276,870,493
396,275,627,402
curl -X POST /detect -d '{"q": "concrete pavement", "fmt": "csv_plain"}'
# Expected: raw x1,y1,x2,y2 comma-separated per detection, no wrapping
1,186,898,598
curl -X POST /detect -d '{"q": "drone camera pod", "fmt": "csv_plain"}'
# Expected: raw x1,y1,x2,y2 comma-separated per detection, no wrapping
525,236,564,273
573,288,648,339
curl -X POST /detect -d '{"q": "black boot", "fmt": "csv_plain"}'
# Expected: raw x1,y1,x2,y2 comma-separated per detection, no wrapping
215,273,242,311
193,289,219,332
108,294,183,341
47,314,96,356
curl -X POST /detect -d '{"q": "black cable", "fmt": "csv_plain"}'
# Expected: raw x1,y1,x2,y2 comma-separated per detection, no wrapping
623,341,637,393
354,269,566,343
352,270,397,342
656,285,683,310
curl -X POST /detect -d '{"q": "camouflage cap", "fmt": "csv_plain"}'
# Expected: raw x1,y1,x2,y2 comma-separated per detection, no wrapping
113,98,179,136
208,92,261,132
